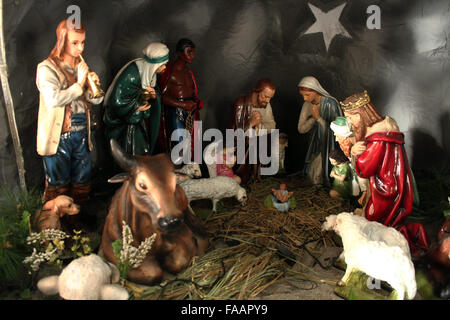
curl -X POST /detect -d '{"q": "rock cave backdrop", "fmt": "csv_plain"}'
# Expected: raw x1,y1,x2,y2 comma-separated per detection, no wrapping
1,0,449,191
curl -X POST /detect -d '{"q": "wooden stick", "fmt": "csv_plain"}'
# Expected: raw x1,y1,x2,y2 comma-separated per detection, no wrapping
0,0,26,190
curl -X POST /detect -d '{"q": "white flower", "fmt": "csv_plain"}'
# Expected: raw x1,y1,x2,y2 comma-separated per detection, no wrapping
131,233,157,268
23,247,58,272
26,229,69,245
119,221,157,269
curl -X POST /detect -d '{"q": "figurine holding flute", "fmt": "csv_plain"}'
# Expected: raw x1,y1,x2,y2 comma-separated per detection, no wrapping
36,19,104,227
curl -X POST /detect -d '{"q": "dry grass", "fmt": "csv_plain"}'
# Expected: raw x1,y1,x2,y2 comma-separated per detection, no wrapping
137,175,353,300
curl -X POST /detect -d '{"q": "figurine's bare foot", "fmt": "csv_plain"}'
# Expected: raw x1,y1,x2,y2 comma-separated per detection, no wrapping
354,208,363,216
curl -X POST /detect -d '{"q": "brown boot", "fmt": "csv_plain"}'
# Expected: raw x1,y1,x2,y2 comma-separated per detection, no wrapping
42,182,70,204
70,183,91,205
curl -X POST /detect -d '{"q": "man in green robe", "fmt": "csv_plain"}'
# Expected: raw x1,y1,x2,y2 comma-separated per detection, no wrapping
103,42,169,155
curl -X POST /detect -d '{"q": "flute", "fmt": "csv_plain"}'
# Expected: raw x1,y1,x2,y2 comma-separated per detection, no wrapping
79,55,104,98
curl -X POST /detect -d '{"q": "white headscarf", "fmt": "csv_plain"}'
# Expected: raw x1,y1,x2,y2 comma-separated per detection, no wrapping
135,42,169,88
297,76,332,98
105,42,169,103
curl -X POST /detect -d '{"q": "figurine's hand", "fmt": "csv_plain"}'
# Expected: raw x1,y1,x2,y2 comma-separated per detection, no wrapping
136,104,152,112
77,61,89,89
89,72,100,85
184,100,198,111
280,193,291,203
282,192,293,202
249,111,262,128
145,87,157,99
351,141,367,156
311,104,320,120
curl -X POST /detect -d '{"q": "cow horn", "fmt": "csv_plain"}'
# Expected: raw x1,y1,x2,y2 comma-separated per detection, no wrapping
110,139,137,171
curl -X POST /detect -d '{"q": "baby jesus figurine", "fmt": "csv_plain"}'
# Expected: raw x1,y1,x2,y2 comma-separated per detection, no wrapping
271,183,294,212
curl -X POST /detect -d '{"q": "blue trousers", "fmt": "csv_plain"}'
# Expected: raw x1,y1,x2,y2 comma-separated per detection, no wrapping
42,129,91,186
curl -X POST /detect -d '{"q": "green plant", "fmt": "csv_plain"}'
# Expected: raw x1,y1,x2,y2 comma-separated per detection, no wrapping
23,229,93,273
0,217,26,280
0,187,42,218
70,229,92,258
23,229,69,272
0,187,41,289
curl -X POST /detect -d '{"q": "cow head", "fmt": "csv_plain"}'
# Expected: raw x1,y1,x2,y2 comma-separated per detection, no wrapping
109,140,188,233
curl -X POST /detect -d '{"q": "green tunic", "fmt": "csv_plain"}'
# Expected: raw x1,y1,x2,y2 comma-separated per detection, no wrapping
331,163,352,198
103,62,161,156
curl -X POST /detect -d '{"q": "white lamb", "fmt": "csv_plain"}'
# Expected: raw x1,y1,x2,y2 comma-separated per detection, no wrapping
174,163,202,178
37,254,129,300
322,212,416,300
179,176,247,213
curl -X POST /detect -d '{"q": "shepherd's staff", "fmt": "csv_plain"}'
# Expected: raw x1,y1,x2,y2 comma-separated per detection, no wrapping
0,0,27,190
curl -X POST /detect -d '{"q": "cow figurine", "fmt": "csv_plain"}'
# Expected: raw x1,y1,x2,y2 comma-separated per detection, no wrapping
100,140,209,285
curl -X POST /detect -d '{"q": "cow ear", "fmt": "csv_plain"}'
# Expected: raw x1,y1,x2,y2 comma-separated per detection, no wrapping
108,172,130,183
175,185,188,211
110,139,137,171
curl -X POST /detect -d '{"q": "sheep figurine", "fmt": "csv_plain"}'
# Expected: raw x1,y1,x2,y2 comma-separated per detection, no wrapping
179,176,247,213
322,212,416,300
174,162,202,183
37,254,129,300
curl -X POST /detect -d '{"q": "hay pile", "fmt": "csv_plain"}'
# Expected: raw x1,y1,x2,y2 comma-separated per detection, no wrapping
137,176,353,300
207,177,353,257
138,244,284,300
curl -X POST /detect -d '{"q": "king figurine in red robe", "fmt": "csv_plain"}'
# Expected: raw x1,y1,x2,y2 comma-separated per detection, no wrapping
341,91,429,257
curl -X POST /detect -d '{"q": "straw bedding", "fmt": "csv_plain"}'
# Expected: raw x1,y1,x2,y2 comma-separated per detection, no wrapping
135,176,354,300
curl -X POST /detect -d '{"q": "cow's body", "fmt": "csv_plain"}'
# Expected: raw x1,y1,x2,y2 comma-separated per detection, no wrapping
100,141,209,285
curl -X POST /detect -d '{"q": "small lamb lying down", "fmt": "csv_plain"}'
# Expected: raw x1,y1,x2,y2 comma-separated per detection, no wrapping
322,212,416,300
37,254,129,300
178,176,247,213
174,163,202,183
33,195,80,232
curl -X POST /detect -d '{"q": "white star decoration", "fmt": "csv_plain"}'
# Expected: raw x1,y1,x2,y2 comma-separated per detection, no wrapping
301,2,352,52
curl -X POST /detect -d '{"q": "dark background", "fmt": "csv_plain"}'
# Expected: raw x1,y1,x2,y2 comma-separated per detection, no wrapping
1,0,449,191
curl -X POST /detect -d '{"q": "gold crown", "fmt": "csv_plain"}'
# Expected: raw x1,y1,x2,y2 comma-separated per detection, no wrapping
340,90,371,111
